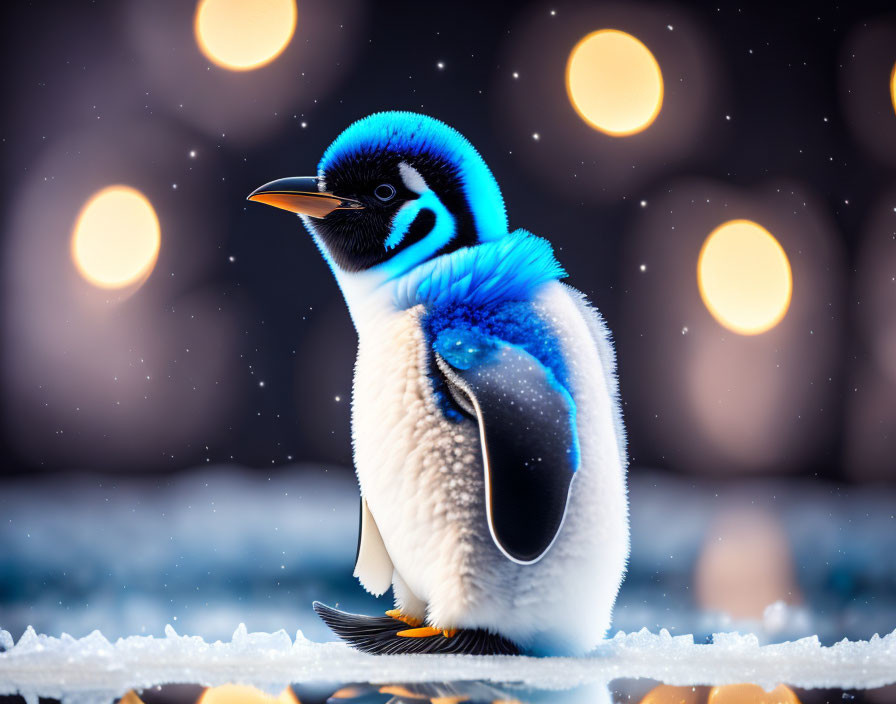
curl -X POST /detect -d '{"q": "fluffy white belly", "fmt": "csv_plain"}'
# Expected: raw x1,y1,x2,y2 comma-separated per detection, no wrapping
351,282,628,655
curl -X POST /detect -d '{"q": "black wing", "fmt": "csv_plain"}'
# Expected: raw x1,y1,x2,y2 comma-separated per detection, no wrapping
434,338,579,564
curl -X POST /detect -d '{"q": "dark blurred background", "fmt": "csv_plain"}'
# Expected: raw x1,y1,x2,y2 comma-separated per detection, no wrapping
1,0,895,657
2,0,895,480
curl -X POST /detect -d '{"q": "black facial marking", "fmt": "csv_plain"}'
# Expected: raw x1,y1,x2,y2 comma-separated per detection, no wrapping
313,148,480,272
391,207,436,256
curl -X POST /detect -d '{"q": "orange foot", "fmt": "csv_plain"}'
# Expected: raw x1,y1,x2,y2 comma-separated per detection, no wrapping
385,609,423,628
396,626,458,638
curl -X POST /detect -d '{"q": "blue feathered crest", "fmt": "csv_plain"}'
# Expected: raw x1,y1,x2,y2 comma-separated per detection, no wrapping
319,111,509,242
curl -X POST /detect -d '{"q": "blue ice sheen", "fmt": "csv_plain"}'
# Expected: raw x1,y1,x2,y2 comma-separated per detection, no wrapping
433,328,498,370
424,300,571,393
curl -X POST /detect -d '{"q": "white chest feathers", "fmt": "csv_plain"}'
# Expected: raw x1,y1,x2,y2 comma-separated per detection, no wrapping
349,281,629,655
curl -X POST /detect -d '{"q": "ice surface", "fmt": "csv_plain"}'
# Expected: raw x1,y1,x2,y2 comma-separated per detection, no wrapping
3,468,894,646
2,468,894,703
1,624,895,704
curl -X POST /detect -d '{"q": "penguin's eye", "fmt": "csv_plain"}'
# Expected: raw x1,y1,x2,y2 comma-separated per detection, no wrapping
374,183,396,202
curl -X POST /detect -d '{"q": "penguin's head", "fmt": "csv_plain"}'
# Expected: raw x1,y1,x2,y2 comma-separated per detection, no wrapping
248,112,508,282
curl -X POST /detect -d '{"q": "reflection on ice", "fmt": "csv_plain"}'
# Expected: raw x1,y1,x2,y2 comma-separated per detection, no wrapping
324,681,611,704
118,681,612,704
72,681,896,704
198,683,299,704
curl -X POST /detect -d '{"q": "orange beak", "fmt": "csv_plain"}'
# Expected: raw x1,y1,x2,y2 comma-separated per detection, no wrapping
247,177,364,218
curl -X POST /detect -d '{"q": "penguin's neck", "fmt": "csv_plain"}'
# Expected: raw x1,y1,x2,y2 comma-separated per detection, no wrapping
391,229,566,310
335,272,400,337
333,230,566,339
308,227,399,335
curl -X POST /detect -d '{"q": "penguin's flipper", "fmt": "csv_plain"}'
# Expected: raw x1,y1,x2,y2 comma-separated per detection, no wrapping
433,335,579,565
313,602,520,655
353,497,394,596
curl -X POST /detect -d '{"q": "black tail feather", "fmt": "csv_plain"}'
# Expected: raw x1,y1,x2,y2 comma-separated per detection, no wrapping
312,602,520,655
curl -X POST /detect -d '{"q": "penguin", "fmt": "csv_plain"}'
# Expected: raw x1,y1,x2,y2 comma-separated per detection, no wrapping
248,112,628,657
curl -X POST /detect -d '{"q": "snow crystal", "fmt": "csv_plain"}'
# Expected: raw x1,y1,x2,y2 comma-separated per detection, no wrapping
1,624,894,704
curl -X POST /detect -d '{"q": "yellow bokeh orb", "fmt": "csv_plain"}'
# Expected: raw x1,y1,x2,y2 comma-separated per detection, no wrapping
638,684,702,704
890,61,896,116
698,220,792,336
566,29,664,136
708,683,801,704
195,0,297,71
198,684,300,704
71,186,161,289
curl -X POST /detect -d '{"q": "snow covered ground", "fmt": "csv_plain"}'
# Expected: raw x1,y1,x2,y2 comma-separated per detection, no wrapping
1,622,895,704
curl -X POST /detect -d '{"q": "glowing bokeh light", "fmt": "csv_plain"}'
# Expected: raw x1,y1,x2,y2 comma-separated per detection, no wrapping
698,219,792,335
566,29,664,136
329,688,365,700
118,692,146,704
195,0,297,71
639,684,702,704
198,683,300,704
71,186,160,289
891,61,896,115
695,508,799,620
708,683,801,704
